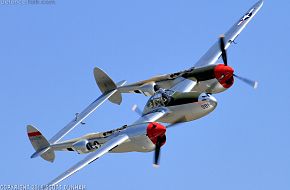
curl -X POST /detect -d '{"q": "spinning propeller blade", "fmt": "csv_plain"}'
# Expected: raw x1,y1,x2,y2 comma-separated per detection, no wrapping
153,135,166,168
132,104,143,116
219,35,228,66
218,34,258,89
153,136,162,168
233,74,258,89
152,119,183,168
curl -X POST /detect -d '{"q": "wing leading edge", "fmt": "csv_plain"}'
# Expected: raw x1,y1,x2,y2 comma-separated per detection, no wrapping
133,108,169,125
46,134,129,187
49,80,127,144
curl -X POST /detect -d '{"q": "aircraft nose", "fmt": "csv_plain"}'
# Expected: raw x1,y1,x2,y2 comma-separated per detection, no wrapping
198,93,217,106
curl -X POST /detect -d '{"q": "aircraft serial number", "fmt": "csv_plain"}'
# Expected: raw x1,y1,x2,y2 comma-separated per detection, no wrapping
201,103,210,109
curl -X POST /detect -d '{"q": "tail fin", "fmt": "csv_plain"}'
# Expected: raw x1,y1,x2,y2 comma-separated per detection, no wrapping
27,125,55,163
94,67,123,105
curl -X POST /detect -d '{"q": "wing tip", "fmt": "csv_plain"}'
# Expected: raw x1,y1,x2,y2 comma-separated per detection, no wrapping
254,81,258,89
255,0,264,10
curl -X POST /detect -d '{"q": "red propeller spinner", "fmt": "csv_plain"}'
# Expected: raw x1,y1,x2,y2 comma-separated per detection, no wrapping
214,64,234,89
147,122,166,167
217,35,258,89
147,122,166,145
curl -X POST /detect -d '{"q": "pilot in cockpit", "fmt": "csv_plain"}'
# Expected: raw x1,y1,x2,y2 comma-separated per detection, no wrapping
146,89,173,108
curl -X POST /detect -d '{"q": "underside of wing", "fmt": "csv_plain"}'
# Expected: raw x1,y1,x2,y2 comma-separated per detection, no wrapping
117,74,171,95
194,0,263,68
49,80,127,144
46,134,129,186
169,77,197,93
118,74,198,96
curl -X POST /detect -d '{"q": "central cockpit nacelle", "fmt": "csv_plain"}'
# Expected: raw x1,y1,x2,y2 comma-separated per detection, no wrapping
143,89,217,114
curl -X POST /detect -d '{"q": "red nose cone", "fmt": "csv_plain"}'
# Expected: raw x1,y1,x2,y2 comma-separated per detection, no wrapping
214,64,234,88
147,122,166,145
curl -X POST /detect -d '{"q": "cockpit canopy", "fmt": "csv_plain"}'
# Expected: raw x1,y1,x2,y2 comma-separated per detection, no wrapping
144,89,203,111
145,89,174,109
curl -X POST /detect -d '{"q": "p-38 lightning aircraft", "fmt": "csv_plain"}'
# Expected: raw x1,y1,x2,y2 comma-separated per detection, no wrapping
27,0,263,187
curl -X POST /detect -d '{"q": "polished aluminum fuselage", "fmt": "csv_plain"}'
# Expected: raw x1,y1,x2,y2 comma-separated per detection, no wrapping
158,98,217,123
143,91,218,123
51,93,217,154
51,123,156,153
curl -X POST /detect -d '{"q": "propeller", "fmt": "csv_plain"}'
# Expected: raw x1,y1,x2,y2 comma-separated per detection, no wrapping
152,118,186,168
132,104,143,116
219,35,228,66
153,118,185,168
233,74,258,89
131,105,184,168
153,136,162,168
219,34,258,89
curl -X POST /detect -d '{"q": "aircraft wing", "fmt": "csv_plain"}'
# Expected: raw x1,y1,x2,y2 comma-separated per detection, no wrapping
112,1,263,96
46,134,129,186
118,74,197,96
133,108,169,125
194,0,263,68
49,80,127,144
169,77,197,92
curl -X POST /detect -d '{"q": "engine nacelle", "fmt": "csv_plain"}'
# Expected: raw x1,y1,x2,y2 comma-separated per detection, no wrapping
139,82,158,96
72,139,95,154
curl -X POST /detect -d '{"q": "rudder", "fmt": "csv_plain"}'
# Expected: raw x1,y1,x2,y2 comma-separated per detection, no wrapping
94,67,123,105
27,125,55,163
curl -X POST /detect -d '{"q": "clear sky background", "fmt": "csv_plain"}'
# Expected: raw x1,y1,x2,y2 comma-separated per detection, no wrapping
1,0,290,189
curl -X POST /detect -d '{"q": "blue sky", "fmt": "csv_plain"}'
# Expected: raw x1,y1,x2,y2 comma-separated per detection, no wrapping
1,0,290,189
